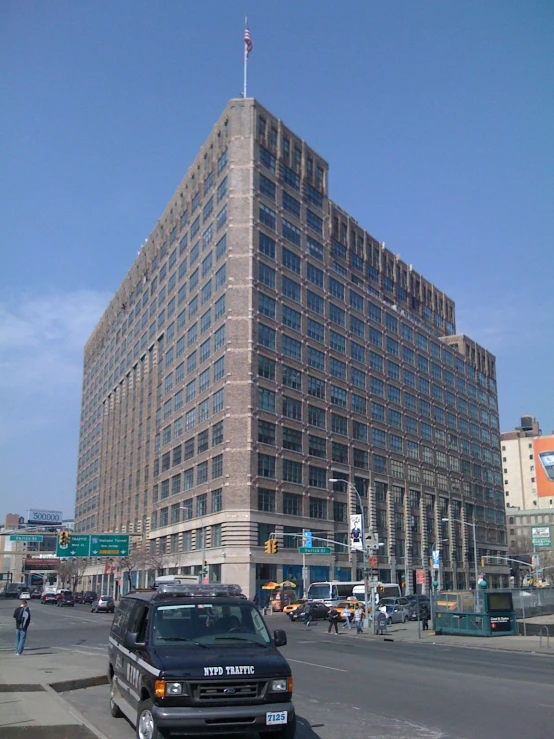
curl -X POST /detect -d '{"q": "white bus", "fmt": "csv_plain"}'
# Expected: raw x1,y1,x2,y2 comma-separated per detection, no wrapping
307,580,401,606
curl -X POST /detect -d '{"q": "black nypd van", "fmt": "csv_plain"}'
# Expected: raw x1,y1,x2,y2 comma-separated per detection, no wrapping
108,583,295,738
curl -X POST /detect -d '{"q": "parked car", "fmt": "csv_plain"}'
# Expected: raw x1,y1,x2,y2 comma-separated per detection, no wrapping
91,595,115,613
73,592,84,603
83,591,98,604
290,601,329,622
385,605,409,626
30,588,42,599
41,591,57,604
406,595,431,620
4,583,22,598
382,603,410,625
55,590,73,603
58,591,75,607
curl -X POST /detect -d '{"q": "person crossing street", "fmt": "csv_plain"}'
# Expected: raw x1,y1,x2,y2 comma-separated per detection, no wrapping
13,599,31,655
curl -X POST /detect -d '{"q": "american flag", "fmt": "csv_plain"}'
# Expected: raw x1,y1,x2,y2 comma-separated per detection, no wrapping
244,26,253,58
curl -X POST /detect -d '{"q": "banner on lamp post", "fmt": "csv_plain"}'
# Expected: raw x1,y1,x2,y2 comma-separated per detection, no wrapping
350,514,363,552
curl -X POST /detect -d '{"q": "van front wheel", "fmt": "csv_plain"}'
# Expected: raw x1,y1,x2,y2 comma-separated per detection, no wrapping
136,699,168,739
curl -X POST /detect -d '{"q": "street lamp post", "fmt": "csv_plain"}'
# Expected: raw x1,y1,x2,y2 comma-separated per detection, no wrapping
329,478,370,630
442,517,479,606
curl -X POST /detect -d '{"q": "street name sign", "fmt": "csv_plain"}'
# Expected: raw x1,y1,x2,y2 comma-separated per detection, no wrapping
10,535,43,543
299,546,332,555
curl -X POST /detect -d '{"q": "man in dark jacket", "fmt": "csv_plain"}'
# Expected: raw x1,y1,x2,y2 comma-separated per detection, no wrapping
13,599,31,655
420,603,430,630
303,601,313,627
327,607,340,634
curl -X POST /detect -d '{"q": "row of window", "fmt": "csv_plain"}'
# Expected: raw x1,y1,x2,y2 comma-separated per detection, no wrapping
155,421,224,477
257,419,499,470
148,523,222,552
156,388,225,447
152,453,224,508
257,383,498,450
256,452,500,489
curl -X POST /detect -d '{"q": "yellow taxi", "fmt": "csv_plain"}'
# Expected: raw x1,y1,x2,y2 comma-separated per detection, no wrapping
336,599,365,622
283,598,306,616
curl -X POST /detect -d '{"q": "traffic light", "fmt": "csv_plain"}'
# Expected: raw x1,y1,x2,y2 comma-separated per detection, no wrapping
58,531,70,547
202,560,208,575
264,539,278,554
481,557,486,568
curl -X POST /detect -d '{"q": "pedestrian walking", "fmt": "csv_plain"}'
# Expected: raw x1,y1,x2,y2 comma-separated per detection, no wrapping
303,601,313,627
354,605,364,634
342,607,352,630
420,603,430,631
13,599,31,655
253,593,259,606
263,595,270,616
327,607,340,635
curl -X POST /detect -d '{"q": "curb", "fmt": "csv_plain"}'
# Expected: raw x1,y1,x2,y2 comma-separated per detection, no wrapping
49,675,109,694
43,683,112,739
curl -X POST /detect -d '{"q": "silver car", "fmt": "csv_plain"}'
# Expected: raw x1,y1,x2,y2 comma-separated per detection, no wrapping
383,603,410,624
91,594,115,613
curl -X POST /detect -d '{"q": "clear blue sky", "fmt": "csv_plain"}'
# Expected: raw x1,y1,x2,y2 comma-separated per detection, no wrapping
1,1,553,521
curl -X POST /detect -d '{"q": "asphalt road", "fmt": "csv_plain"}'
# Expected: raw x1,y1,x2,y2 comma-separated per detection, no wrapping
2,601,554,738
0,597,112,658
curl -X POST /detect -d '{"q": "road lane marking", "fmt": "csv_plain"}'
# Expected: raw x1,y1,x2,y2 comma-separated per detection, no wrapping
288,659,347,672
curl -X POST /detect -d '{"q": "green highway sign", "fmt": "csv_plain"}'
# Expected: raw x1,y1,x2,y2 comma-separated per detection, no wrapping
90,535,129,557
10,535,44,543
56,534,130,558
299,546,332,555
56,535,91,558
532,526,552,549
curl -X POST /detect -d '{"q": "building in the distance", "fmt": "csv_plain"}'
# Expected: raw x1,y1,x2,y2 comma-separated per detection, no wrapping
74,98,508,596
502,415,554,510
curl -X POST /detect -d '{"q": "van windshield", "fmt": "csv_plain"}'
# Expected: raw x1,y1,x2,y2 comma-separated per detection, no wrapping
152,602,271,647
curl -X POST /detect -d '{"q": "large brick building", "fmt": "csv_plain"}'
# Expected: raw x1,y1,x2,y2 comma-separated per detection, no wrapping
75,98,508,596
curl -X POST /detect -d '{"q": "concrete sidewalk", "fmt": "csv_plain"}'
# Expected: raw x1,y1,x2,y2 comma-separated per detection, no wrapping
0,650,109,738
271,615,554,655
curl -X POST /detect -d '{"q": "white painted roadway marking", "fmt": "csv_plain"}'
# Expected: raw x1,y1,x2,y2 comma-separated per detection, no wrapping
288,658,347,672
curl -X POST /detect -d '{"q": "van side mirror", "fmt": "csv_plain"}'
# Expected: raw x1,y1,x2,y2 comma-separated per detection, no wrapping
273,629,287,647
123,631,138,649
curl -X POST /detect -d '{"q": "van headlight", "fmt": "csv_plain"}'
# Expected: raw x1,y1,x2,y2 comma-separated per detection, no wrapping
155,680,187,697
270,679,288,692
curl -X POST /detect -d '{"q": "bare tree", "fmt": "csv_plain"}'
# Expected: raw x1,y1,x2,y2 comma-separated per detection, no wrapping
55,558,89,590
118,545,167,590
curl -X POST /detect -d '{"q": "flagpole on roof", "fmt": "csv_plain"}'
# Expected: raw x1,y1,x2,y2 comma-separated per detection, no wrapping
243,17,252,98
